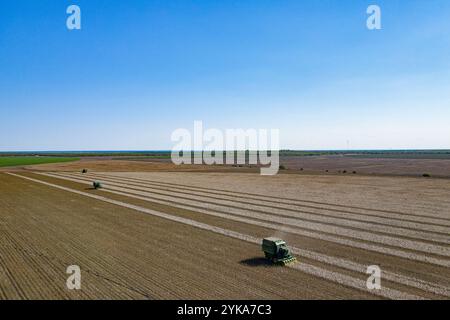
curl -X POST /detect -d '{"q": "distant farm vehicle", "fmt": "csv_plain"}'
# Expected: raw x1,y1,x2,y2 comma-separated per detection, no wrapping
262,238,296,266
93,181,102,189
82,169,88,173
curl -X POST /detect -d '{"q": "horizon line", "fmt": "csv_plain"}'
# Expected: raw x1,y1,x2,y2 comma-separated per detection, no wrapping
1,149,450,153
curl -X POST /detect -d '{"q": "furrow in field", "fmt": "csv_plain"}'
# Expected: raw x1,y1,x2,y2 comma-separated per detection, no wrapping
0,204,148,299
38,172,450,269
0,229,72,299
96,172,450,222
53,172,450,257
87,172,450,226
0,239,30,299
1,231,88,299
7,172,426,300
70,172,450,242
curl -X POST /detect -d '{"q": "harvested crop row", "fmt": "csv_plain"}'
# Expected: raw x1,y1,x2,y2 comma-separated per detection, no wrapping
34,172,450,297
105,171,450,220
88,172,450,226
70,172,450,242
79,172,450,234
48,172,450,261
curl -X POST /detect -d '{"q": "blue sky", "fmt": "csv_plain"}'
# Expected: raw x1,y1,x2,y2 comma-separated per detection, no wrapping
1,0,449,151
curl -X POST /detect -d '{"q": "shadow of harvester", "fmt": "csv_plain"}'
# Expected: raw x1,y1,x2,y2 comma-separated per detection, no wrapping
240,257,276,268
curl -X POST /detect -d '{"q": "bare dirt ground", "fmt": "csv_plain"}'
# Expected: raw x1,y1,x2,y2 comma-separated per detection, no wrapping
7,159,253,173
281,155,450,177
4,155,449,178
1,164,449,300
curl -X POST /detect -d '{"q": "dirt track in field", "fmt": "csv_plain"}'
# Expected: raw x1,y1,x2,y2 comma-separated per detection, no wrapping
1,168,449,299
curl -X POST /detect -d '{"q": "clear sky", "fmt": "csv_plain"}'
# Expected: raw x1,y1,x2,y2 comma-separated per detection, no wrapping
1,0,449,151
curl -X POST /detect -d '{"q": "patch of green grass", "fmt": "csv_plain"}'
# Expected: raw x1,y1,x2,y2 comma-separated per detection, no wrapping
0,156,79,167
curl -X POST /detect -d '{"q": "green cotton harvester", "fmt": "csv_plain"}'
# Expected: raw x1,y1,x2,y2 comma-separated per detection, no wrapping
262,237,297,266
93,181,102,189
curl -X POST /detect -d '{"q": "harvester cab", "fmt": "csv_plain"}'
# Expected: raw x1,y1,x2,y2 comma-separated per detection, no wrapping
262,237,297,266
